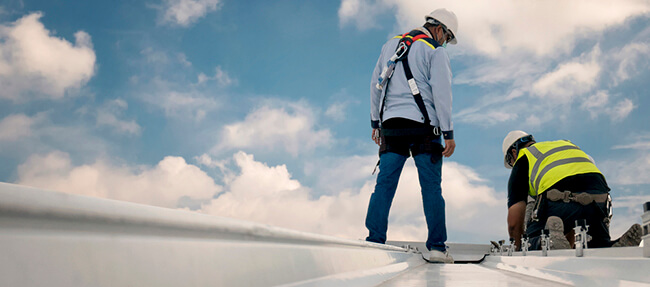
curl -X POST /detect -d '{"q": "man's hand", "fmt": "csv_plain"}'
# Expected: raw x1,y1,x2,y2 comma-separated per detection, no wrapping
442,139,455,157
508,201,526,251
371,128,381,146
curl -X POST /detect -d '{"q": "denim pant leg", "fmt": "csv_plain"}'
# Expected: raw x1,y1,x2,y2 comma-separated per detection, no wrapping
413,153,447,251
365,152,407,244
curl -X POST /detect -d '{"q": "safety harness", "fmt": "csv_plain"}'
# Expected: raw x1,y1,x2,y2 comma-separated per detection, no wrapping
371,30,442,175
377,30,441,137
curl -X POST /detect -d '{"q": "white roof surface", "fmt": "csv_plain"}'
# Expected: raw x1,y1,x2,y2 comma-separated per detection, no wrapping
1,182,648,286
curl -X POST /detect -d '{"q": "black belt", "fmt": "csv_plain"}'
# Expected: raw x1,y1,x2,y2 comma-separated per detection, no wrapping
381,126,441,137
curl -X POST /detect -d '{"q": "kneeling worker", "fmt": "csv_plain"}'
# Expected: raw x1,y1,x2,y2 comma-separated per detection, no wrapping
502,130,641,250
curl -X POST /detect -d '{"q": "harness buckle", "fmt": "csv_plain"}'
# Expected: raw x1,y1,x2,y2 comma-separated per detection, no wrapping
395,42,409,60
563,191,572,203
432,126,441,136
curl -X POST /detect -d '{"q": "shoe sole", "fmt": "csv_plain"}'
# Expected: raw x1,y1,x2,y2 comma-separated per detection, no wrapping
426,257,454,264
546,216,571,250
425,252,454,264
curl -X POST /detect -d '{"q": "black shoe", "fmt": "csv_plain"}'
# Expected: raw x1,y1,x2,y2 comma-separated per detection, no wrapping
612,224,642,247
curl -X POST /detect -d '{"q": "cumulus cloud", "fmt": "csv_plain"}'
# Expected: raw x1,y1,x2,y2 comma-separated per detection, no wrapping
200,152,505,242
213,103,332,156
12,149,507,242
17,151,221,208
162,0,222,27
0,13,96,101
339,0,650,58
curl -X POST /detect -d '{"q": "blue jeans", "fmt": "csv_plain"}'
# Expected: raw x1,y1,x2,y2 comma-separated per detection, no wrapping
365,151,448,251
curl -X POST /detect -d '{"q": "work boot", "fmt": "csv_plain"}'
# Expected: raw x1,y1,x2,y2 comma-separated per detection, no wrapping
428,249,454,263
612,224,642,247
546,216,571,249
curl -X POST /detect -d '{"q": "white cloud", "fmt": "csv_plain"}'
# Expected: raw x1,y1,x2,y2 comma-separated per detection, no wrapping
612,142,650,150
457,42,638,127
140,78,219,122
162,0,222,27
213,103,332,156
580,91,635,122
0,114,35,141
17,151,221,208
304,155,378,195
609,42,650,85
339,0,650,58
95,99,142,136
200,151,506,242
0,12,96,101
325,101,349,122
601,153,650,185
194,153,228,170
0,111,111,159
457,109,518,126
609,98,635,121
197,66,234,87
13,147,638,243
531,47,602,102
338,0,390,30
177,53,192,67
132,48,222,122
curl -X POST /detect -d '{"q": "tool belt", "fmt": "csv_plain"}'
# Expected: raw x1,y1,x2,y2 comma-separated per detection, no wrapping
546,189,609,205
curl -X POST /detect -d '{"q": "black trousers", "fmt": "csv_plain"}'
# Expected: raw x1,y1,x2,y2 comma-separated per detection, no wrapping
526,192,612,250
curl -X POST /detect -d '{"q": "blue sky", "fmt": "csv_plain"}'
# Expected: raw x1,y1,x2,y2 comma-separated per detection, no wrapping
1,0,649,243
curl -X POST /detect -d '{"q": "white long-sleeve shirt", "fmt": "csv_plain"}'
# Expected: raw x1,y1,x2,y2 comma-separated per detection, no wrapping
370,32,454,139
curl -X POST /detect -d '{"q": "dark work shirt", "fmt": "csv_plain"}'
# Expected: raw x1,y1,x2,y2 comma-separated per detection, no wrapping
507,154,610,208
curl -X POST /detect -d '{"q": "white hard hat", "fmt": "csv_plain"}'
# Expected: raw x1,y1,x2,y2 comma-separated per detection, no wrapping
502,130,530,169
425,8,458,45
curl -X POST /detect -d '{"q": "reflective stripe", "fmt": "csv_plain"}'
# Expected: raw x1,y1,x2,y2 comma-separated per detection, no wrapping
391,36,436,50
528,145,580,190
416,39,436,50
533,157,593,193
408,78,420,95
527,146,543,158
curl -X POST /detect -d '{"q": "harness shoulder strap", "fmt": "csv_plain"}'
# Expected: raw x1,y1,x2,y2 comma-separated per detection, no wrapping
379,30,439,128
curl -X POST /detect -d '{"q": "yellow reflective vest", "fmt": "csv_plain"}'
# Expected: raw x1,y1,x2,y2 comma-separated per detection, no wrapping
515,140,603,197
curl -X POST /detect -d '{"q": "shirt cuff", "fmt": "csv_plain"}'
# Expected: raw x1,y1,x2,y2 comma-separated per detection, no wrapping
442,130,453,140
371,120,380,129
